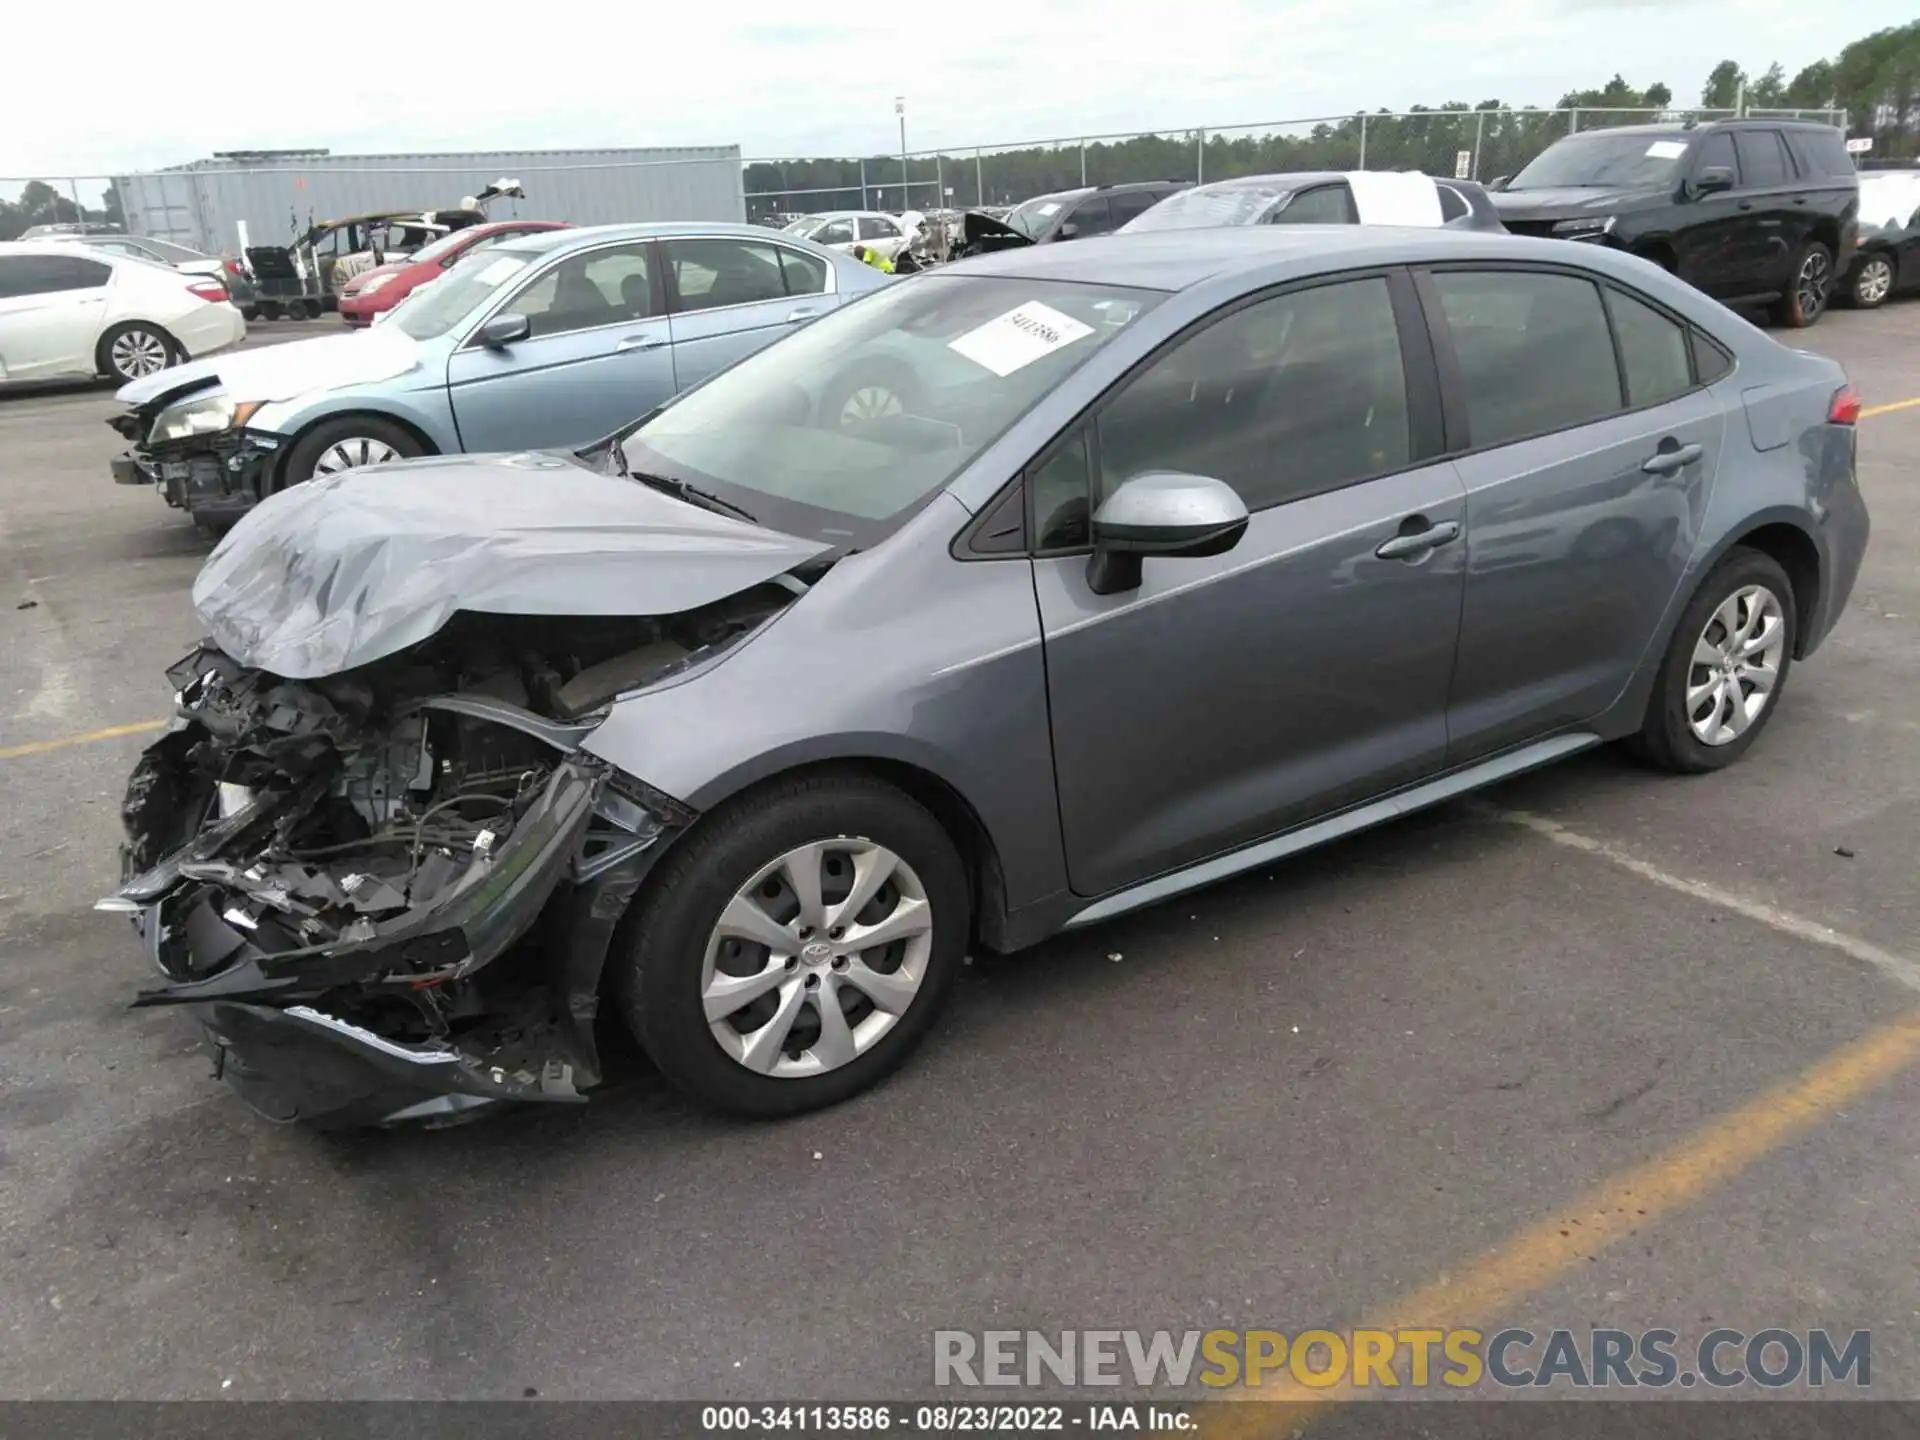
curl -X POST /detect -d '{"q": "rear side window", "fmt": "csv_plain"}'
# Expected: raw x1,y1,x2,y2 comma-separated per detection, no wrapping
1733,131,1791,188
778,247,829,296
3,254,112,295
856,216,897,240
1783,128,1855,180
1273,184,1357,224
1691,332,1735,384
1431,269,1622,447
1437,186,1471,221
1605,289,1693,407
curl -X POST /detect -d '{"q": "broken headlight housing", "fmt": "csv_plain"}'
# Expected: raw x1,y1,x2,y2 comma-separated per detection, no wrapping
148,393,263,446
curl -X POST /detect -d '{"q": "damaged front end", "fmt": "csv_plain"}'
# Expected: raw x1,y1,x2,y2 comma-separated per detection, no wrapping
96,606,776,1127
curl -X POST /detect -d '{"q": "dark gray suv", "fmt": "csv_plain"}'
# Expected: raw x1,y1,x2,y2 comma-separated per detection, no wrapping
105,226,1870,1128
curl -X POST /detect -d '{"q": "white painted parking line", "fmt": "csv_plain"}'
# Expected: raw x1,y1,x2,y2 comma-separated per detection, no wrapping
1477,803,1920,997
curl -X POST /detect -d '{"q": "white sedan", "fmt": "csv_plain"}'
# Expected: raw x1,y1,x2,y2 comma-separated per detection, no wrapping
781,211,921,261
0,241,246,387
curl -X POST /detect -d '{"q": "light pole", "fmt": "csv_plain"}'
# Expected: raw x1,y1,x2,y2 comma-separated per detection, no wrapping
896,96,909,208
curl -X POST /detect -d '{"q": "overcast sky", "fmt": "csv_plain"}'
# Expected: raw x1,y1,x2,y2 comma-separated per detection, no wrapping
5,1,1909,182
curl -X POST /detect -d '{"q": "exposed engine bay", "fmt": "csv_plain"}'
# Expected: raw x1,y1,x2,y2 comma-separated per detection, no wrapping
105,585,794,1127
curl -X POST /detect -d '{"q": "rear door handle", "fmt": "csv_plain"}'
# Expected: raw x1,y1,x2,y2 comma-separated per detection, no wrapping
1642,442,1704,475
616,334,667,352
786,307,821,323
1374,518,1461,560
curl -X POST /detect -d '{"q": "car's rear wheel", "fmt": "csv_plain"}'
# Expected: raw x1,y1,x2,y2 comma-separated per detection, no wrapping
97,323,177,383
277,416,424,491
1770,240,1834,328
1629,548,1797,774
615,773,969,1118
1847,253,1896,309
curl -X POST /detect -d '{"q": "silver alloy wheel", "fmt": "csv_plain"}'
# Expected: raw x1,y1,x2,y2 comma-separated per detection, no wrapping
1796,249,1832,319
311,436,403,475
110,329,170,379
701,838,934,1078
839,386,904,426
1686,584,1786,746
1855,255,1894,306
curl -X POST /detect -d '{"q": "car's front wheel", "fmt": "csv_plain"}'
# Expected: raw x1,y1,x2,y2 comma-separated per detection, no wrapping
1629,548,1797,773
616,773,969,1117
277,416,424,491
1770,240,1834,328
98,323,177,383
1846,253,1896,309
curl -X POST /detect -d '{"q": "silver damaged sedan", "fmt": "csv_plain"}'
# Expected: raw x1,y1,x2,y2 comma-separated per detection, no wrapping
102,226,1871,1126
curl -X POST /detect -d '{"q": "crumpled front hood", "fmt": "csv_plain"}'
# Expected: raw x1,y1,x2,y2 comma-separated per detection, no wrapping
1490,186,1656,220
192,453,832,679
116,326,424,410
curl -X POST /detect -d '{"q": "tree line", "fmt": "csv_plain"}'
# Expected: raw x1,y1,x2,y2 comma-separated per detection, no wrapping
743,20,1920,217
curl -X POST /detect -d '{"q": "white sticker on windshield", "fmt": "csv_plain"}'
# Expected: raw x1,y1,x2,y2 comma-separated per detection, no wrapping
947,302,1096,377
1645,141,1689,159
473,256,528,286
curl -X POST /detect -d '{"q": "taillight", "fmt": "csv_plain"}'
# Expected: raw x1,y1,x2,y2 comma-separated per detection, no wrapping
1829,384,1862,426
223,257,242,275
188,280,229,304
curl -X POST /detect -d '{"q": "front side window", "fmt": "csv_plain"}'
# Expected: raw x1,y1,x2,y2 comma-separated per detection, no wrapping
1095,276,1411,515
1605,288,1693,407
1108,191,1163,227
1065,199,1116,238
1430,269,1623,447
500,244,654,338
1733,131,1790,188
1271,184,1356,225
664,239,788,312
1692,132,1738,181
621,275,1162,546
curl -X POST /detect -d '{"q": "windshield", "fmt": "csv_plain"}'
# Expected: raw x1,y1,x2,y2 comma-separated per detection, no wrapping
386,244,545,340
407,228,479,264
784,217,828,237
1508,132,1692,190
1005,197,1066,238
1120,183,1293,232
620,275,1164,546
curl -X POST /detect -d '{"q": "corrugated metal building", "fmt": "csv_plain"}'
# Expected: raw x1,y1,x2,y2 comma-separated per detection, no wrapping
114,146,744,253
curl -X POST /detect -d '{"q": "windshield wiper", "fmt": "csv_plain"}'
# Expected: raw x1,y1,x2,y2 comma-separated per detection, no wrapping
629,469,760,526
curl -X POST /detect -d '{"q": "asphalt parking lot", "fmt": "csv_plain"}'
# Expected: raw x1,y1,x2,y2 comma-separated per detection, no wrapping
1,306,1919,1405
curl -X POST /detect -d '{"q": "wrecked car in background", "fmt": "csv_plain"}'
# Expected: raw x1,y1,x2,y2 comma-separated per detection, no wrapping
952,180,1190,257
246,180,527,319
105,223,888,533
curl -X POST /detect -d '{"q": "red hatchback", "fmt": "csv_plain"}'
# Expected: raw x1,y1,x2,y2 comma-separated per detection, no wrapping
337,220,571,326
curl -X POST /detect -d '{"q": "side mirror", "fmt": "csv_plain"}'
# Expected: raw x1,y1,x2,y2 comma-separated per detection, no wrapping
1691,166,1736,197
1085,471,1249,596
476,311,531,349
1058,221,1081,240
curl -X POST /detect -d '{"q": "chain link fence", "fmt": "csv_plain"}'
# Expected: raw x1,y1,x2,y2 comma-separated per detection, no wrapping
740,106,1851,221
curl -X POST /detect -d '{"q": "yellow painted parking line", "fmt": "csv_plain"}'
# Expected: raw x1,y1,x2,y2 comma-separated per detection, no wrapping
1200,1011,1920,1432
0,719,164,761
1862,396,1920,420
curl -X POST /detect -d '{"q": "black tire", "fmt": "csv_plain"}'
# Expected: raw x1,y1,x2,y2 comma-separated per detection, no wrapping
1768,240,1834,328
239,306,260,322
1629,548,1797,774
276,416,425,492
615,772,970,1118
96,322,178,383
1845,252,1896,310
258,302,283,321
303,300,324,319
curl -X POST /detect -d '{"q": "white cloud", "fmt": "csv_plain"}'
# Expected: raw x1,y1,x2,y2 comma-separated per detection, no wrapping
4,0,1905,184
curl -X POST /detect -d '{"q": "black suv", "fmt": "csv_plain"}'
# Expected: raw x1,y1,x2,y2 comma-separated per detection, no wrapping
1489,120,1859,327
955,180,1190,257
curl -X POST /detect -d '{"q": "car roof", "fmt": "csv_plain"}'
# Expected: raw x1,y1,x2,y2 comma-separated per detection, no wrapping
488,221,830,257
0,239,130,258
937,224,1569,291
1558,119,1839,139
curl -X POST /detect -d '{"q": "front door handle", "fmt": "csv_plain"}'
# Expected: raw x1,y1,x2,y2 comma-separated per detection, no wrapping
786,307,821,323
1642,442,1704,475
616,334,667,353
1374,518,1461,561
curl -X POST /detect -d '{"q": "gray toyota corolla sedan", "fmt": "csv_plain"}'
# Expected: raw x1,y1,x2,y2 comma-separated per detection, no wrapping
102,225,1870,1127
